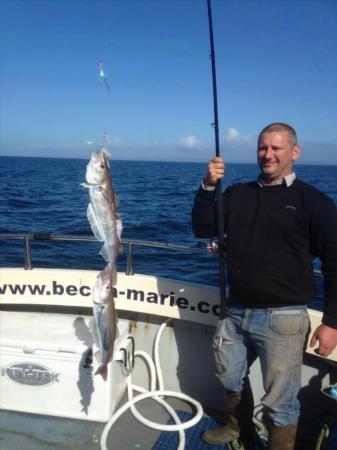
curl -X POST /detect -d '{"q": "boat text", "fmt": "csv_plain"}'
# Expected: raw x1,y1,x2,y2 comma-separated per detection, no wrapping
1,363,60,386
0,281,221,318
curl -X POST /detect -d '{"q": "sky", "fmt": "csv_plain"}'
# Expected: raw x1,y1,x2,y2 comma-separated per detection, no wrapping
1,0,337,164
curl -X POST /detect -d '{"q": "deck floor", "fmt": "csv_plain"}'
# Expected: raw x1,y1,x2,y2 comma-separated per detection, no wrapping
1,396,336,450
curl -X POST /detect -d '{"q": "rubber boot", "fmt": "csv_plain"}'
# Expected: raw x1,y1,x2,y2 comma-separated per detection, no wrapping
202,391,241,445
202,379,258,449
269,425,297,450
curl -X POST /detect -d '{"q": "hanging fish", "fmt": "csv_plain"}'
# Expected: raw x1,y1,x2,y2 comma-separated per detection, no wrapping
98,61,110,92
91,266,118,380
83,147,122,268
83,147,122,379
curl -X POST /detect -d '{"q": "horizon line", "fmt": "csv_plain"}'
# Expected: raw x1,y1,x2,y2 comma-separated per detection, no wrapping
1,154,336,167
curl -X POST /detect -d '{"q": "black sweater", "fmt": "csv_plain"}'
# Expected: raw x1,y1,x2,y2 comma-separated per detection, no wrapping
192,179,337,328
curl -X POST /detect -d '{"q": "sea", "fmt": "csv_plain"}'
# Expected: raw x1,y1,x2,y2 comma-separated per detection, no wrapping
1,155,337,310
1,156,337,450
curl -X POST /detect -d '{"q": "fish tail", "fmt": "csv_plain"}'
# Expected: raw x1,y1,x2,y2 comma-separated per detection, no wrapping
95,364,108,381
99,243,113,262
105,264,117,285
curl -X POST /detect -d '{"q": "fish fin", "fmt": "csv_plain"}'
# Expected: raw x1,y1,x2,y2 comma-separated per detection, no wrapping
99,244,108,261
87,203,105,241
82,182,100,190
95,364,108,381
89,317,98,342
92,345,100,363
103,327,112,351
116,218,123,243
115,218,123,255
100,243,113,262
89,315,103,364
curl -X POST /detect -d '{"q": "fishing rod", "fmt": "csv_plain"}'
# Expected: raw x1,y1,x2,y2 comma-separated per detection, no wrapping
206,0,227,319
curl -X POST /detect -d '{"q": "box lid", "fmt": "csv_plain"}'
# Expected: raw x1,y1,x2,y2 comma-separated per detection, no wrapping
0,311,128,355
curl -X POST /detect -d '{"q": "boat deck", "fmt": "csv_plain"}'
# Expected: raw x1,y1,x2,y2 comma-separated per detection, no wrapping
0,397,221,450
1,392,337,450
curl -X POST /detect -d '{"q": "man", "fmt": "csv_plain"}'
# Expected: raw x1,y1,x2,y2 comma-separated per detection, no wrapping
192,123,337,450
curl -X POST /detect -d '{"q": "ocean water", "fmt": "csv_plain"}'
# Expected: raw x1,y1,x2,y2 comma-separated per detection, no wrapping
1,156,336,309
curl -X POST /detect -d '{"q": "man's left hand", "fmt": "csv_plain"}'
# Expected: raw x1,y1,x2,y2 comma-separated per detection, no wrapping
309,324,337,357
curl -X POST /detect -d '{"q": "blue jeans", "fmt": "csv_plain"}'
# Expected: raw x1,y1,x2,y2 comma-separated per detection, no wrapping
213,301,310,427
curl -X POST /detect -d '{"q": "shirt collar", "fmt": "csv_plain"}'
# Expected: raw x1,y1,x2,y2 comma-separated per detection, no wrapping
257,172,296,188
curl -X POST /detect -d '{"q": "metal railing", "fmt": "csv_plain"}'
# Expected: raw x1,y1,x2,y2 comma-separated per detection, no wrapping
0,233,322,277
0,233,210,274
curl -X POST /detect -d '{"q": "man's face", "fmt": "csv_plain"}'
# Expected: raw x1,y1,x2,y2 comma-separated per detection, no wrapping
257,131,301,184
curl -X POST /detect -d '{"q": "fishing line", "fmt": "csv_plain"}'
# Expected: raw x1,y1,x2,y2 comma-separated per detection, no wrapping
206,0,227,318
97,1,112,94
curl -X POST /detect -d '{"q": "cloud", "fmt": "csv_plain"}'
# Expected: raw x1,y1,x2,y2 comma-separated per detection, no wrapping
109,136,123,145
217,128,256,162
224,128,251,144
225,127,240,142
178,135,200,149
4,131,336,165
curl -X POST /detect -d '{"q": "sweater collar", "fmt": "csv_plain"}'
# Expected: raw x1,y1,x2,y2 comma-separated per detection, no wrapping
257,172,296,188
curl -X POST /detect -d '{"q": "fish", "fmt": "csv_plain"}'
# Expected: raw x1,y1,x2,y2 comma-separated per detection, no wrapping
83,147,122,379
91,266,118,380
83,147,122,272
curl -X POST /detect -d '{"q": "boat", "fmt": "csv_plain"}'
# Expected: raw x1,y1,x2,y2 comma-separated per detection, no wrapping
1,232,336,450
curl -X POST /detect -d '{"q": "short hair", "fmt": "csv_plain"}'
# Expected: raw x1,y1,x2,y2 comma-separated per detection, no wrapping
258,123,297,146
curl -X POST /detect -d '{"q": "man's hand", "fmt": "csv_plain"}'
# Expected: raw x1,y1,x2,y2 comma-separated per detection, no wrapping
309,324,337,357
203,156,225,187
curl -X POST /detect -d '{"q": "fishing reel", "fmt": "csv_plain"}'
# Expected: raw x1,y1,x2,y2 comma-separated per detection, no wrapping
207,238,227,254
207,239,219,254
